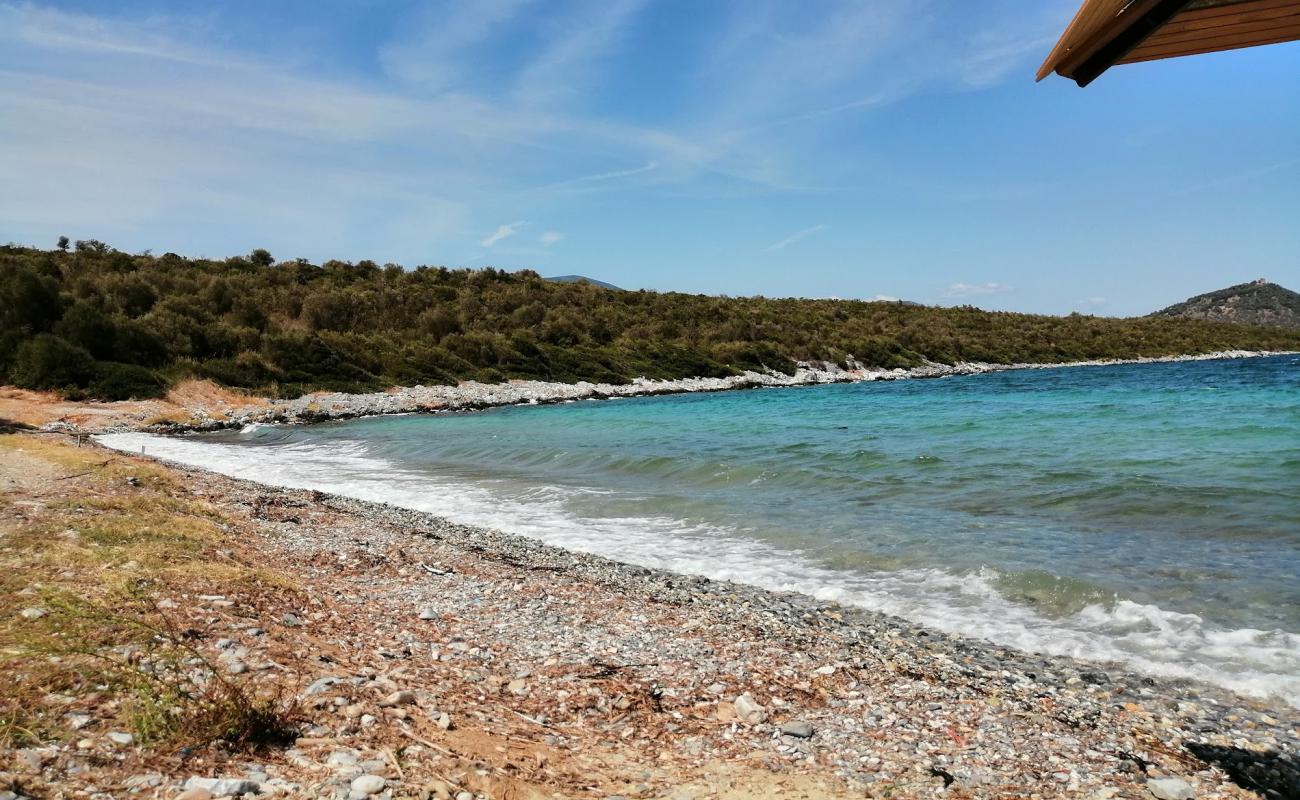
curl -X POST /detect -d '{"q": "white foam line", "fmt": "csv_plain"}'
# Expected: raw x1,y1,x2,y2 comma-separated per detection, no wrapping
97,431,1300,708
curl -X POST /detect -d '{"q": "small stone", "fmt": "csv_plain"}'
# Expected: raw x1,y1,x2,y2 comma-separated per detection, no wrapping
779,720,814,738
280,613,303,626
106,731,134,746
378,690,416,707
455,793,473,800
226,660,248,675
124,773,163,789
19,607,47,620
349,774,387,798
733,693,767,725
507,678,527,695
418,607,438,620
65,713,92,730
360,713,377,727
433,711,452,730
1147,777,1194,800
182,777,261,796
175,790,213,800
156,598,179,610
304,676,343,696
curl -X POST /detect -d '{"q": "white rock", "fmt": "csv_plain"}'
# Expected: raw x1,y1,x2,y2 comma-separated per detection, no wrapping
418,607,438,620
349,774,386,798
1147,777,1194,800
19,608,47,620
733,693,767,725
106,731,134,746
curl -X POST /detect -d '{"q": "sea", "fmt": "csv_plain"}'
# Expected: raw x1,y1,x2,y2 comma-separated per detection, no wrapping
99,354,1300,707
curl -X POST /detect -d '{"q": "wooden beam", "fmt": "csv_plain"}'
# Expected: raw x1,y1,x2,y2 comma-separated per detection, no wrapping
1059,0,1196,86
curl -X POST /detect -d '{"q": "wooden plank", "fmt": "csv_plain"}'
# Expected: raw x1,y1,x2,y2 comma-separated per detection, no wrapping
1120,22,1300,59
1142,12,1300,44
1172,0,1299,21
1157,3,1300,35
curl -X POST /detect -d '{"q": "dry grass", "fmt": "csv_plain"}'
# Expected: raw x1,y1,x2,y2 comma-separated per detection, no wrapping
0,433,300,753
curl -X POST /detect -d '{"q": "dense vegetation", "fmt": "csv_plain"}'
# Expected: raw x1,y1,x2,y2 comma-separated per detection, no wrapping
4,241,1299,400
1153,279,1300,329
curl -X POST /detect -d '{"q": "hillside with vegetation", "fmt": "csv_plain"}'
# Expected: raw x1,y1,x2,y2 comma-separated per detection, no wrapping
3,241,1299,401
1152,279,1300,329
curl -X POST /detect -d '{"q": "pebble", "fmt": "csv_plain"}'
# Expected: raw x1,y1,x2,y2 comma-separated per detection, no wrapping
19,607,47,620
106,731,134,746
182,777,261,796
349,774,387,798
304,676,344,695
1147,777,1194,800
733,693,767,725
378,689,416,707
418,606,438,620
779,720,814,738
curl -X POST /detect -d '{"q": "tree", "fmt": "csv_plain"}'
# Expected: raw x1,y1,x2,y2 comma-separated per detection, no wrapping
249,248,274,268
57,235,69,251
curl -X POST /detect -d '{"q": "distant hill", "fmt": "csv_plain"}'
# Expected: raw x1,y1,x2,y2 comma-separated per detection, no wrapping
545,274,623,291
1153,279,1300,329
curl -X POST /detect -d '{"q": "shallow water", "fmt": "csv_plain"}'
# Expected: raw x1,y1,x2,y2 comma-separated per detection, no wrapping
100,355,1300,706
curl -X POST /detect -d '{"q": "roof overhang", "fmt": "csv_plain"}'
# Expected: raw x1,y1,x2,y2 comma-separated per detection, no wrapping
1038,0,1300,86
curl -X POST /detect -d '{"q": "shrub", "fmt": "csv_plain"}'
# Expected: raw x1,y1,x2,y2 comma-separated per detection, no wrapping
86,362,167,400
10,335,95,391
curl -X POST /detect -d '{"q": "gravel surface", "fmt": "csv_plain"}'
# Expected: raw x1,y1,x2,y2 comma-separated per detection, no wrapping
24,454,1283,800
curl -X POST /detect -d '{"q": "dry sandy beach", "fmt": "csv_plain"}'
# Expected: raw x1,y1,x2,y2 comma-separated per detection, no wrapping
1,429,1296,800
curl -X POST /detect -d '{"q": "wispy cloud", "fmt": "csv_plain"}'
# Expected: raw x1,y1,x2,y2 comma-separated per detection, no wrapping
481,221,526,247
766,224,828,252
945,282,1013,297
539,231,564,246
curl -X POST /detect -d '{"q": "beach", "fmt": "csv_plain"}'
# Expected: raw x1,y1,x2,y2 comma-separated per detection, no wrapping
1,431,1296,799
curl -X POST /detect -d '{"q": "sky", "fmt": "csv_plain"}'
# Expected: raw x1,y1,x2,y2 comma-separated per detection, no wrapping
1,1,1297,316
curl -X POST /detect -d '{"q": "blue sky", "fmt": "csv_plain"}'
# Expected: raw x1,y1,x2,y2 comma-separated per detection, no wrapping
1,1,1297,315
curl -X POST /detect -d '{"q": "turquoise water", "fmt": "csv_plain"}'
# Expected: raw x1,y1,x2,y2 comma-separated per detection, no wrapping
100,355,1300,704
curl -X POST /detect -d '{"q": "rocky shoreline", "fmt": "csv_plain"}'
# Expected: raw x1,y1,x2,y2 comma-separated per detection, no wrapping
109,349,1293,433
123,449,1300,796
6,431,1298,798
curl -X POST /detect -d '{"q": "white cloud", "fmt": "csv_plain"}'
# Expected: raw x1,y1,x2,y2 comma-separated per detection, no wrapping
481,221,526,247
945,282,1012,297
539,231,564,246
871,294,901,302
765,224,828,252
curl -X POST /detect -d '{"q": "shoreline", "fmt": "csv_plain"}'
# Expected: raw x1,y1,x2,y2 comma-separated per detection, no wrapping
22,348,1294,435
65,438,1300,795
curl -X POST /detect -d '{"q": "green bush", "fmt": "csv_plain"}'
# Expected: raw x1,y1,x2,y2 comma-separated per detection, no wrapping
10,335,96,391
86,362,166,400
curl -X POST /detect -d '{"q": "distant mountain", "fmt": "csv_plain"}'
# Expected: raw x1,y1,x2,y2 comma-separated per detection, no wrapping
1153,279,1300,329
545,274,623,291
